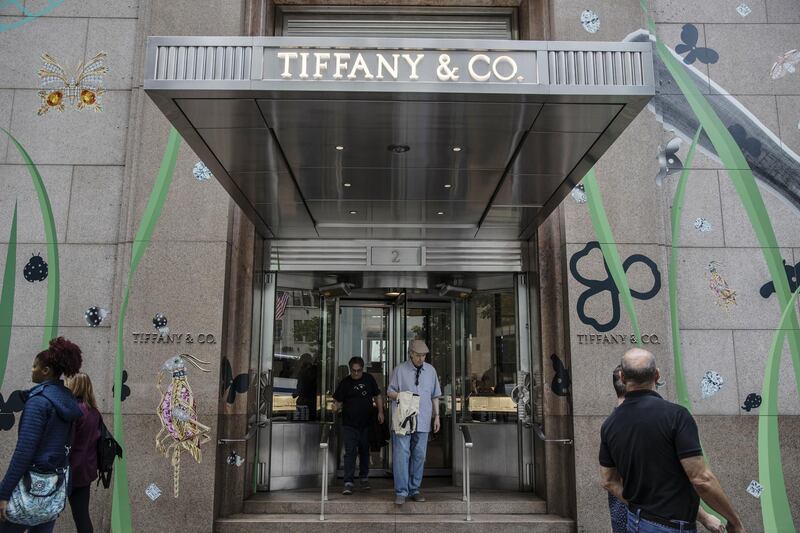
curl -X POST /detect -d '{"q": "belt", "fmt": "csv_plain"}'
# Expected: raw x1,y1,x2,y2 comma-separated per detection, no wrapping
628,507,694,530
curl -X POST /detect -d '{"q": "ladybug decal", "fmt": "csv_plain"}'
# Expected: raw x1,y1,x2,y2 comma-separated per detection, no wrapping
23,253,48,282
153,313,169,336
84,306,109,327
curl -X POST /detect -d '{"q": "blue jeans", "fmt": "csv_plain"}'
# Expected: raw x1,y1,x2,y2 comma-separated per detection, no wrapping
627,509,696,533
392,431,428,497
0,520,55,533
342,425,370,484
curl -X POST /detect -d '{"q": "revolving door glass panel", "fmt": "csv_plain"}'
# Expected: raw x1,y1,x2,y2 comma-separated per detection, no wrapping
405,304,452,473
334,305,389,475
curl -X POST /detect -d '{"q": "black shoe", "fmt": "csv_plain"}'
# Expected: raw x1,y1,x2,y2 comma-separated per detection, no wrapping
410,492,426,502
359,478,371,491
395,495,406,505
342,483,354,495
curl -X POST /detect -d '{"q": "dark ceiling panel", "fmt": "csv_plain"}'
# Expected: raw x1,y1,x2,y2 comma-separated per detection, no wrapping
273,127,525,170
295,167,502,202
512,131,599,175
493,173,563,206
198,127,289,174
532,103,622,133
257,99,541,132
177,99,265,129
227,171,304,205
308,200,485,225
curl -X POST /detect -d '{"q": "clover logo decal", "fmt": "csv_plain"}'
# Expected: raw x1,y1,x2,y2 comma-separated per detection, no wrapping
569,241,662,332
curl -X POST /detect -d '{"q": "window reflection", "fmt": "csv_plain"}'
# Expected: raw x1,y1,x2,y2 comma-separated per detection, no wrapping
460,291,518,423
271,288,321,421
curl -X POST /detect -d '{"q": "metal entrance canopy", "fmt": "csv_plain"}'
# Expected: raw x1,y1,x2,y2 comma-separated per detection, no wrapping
144,37,654,240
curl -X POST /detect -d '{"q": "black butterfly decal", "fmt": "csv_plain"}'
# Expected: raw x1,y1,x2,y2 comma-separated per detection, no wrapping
655,136,683,186
221,357,250,404
550,354,571,397
112,370,130,402
0,390,25,431
728,124,762,158
675,24,719,65
760,259,799,298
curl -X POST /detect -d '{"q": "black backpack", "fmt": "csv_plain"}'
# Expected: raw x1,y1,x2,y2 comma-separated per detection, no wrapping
96,418,123,488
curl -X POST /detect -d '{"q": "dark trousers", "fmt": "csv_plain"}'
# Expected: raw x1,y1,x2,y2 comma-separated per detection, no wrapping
69,484,93,533
342,425,370,483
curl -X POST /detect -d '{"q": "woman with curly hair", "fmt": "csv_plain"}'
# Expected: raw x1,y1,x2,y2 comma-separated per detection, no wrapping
0,337,84,533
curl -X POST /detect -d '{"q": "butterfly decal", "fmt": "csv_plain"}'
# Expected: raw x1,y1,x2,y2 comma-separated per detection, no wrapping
220,356,250,404
112,370,130,402
655,136,683,186
550,354,571,397
37,51,108,115
769,49,800,80
727,124,761,158
0,390,25,431
674,24,719,65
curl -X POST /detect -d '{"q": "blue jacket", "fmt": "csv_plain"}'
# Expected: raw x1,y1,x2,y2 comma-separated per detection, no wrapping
0,380,82,500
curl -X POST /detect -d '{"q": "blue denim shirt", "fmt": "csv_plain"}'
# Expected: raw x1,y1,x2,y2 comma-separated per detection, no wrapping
388,360,442,433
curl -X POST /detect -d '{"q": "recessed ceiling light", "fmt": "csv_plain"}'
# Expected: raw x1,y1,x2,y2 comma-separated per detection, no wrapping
388,144,410,153
335,145,344,151
344,182,351,187
349,210,358,215
452,146,462,152
437,211,445,215
444,184,452,189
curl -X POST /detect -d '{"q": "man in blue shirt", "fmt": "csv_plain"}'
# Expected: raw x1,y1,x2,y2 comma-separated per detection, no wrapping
387,340,442,505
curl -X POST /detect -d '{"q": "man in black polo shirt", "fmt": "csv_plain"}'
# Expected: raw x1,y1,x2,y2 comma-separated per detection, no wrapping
333,356,384,495
599,348,745,533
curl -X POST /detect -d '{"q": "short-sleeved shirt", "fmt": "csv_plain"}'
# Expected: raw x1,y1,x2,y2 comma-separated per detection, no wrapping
333,373,381,428
599,390,703,523
388,360,442,433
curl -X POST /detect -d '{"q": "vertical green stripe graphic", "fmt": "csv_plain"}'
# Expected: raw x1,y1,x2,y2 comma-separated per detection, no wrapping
668,127,703,410
111,128,181,533
0,203,18,390
759,287,799,531
583,168,642,345
1,128,59,348
640,2,797,530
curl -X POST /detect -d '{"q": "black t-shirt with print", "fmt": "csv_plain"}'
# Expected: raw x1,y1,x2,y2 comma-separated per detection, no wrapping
599,390,703,523
332,373,381,428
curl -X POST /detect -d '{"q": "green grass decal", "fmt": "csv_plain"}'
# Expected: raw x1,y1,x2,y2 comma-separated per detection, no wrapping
1,128,59,348
111,128,181,533
668,127,702,410
759,287,799,531
0,203,17,390
640,0,800,400
640,2,797,529
583,168,642,345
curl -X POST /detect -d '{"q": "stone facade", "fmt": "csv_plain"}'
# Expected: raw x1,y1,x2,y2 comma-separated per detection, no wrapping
0,1,798,532
543,1,800,531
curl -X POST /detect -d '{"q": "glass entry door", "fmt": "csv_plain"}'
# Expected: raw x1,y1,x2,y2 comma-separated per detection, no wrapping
334,304,390,476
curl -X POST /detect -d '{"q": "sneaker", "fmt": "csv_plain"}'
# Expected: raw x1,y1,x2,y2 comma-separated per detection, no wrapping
394,495,406,505
410,492,426,502
359,478,371,491
342,483,354,495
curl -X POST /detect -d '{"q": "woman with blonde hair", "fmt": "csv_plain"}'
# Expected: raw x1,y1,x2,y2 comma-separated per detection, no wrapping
64,373,101,533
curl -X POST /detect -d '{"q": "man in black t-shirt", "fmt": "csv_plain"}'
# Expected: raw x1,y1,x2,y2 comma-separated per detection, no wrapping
599,348,745,533
333,356,384,495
